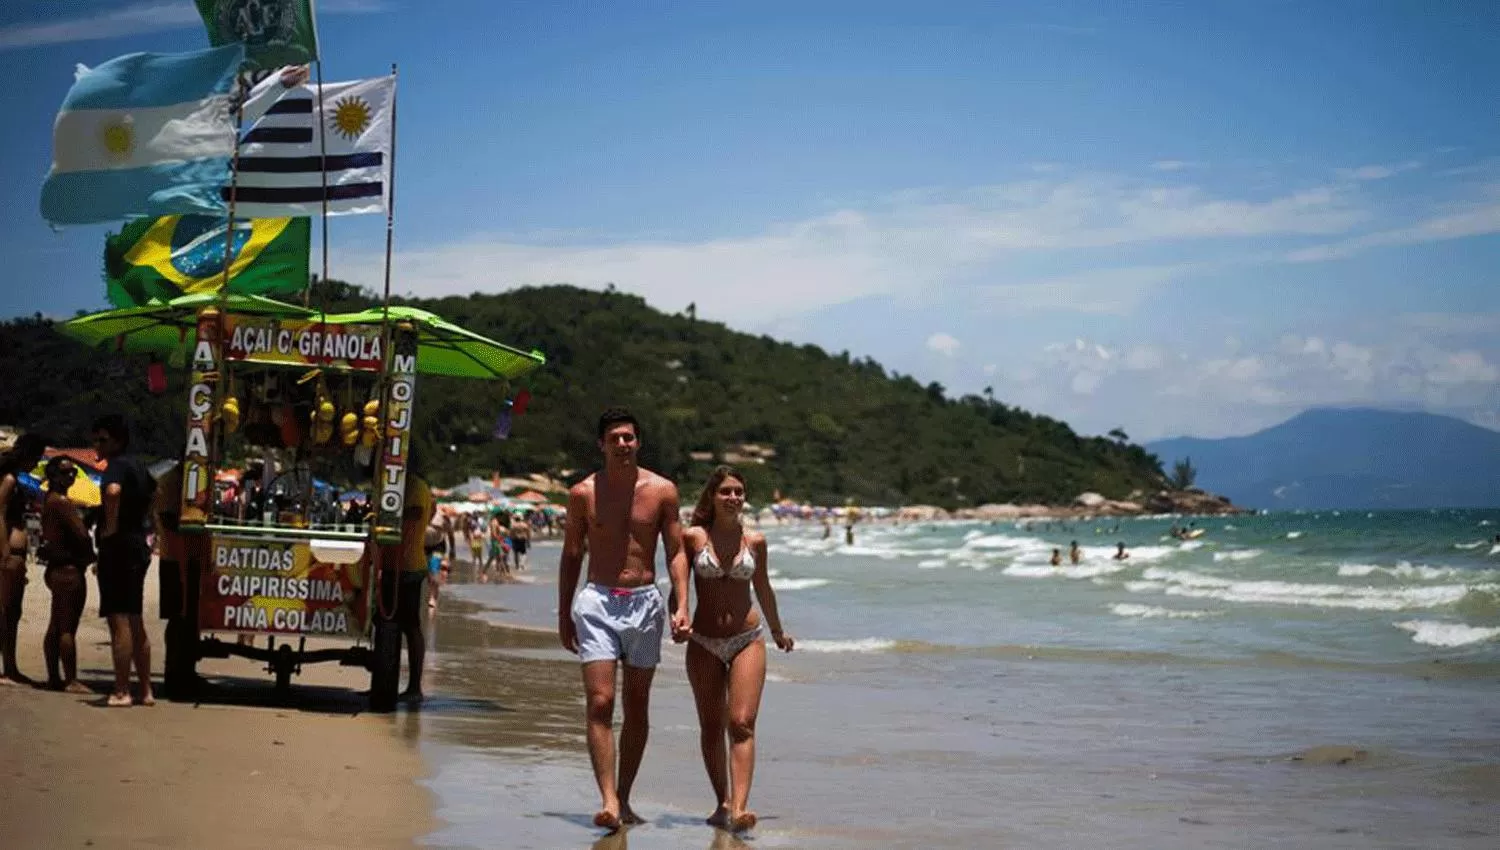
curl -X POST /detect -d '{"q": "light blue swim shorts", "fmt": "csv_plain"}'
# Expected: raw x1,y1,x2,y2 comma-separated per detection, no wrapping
571,582,666,668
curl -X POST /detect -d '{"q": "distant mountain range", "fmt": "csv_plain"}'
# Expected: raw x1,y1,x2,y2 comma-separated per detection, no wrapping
1146,408,1500,510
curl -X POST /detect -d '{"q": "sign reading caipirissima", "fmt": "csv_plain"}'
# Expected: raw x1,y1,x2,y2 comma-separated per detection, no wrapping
200,535,370,636
223,314,384,371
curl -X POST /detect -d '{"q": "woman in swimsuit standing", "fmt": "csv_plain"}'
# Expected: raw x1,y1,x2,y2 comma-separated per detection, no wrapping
0,433,48,685
681,465,793,833
39,457,94,693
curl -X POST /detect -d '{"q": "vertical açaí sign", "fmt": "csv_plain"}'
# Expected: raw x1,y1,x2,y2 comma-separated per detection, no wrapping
180,307,222,532
374,322,417,544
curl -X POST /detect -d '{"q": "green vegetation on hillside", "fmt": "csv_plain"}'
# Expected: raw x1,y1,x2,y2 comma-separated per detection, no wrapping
1,282,1168,508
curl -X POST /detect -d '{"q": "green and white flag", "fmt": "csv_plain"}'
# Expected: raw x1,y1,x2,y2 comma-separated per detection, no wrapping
195,0,320,70
103,215,310,308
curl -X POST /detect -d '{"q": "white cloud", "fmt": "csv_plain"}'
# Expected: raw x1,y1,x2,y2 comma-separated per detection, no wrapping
351,173,1364,323
1286,192,1500,262
1150,160,1194,172
1425,351,1499,385
926,332,961,357
0,0,387,51
996,331,1500,439
1334,160,1422,181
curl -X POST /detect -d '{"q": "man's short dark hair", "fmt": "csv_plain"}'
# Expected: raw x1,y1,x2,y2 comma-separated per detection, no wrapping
91,413,130,448
597,407,641,440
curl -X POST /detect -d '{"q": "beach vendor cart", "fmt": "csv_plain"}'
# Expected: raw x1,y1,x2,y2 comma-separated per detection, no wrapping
61,295,544,710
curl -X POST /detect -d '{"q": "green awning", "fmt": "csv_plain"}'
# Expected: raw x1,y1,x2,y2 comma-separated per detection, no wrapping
325,305,546,380
59,293,313,354
59,297,546,381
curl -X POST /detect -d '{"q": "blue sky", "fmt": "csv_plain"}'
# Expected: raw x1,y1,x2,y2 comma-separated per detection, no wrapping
2,0,1498,440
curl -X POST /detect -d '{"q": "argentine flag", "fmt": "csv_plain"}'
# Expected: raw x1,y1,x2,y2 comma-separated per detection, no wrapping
40,44,246,226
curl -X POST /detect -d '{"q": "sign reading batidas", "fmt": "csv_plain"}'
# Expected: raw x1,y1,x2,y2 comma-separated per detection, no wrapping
200,534,370,636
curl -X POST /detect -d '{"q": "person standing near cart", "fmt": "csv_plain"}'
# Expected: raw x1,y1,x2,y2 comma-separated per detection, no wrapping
92,415,157,707
0,432,47,686
377,466,436,703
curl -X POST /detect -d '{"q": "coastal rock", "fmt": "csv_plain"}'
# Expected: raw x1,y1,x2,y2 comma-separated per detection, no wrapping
1144,488,1249,516
950,489,1244,520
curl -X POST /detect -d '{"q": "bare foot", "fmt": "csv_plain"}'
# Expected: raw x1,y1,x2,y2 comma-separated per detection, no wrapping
2,671,34,687
64,681,93,695
728,811,757,832
107,692,132,707
0,675,16,686
47,678,65,691
619,804,645,826
592,808,621,830
706,805,729,827
138,692,156,707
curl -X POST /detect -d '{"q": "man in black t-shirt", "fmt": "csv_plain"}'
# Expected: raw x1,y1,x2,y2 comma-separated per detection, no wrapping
93,414,156,707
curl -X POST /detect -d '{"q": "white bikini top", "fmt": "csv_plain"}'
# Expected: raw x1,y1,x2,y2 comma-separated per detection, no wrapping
694,542,755,581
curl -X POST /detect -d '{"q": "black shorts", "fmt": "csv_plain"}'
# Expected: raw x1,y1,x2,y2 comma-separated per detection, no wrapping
379,569,427,631
97,535,150,618
512,538,529,555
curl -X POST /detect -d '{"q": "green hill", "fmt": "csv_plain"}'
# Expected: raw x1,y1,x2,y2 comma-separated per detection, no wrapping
1,282,1168,508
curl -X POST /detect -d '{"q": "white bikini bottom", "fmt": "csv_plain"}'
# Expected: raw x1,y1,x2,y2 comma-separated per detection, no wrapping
689,624,763,665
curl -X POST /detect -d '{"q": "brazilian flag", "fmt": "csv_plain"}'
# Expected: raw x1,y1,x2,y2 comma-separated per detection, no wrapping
103,215,310,308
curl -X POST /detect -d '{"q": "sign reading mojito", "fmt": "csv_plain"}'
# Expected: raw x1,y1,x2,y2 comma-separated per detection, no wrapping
374,322,418,543
200,534,370,637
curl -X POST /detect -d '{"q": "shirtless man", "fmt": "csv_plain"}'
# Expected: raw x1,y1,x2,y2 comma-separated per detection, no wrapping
558,407,691,830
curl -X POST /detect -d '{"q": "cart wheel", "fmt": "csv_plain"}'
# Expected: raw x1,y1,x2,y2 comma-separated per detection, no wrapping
368,620,401,713
273,644,295,694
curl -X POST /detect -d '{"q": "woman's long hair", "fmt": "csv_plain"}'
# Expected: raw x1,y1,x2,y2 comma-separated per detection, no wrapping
690,465,746,529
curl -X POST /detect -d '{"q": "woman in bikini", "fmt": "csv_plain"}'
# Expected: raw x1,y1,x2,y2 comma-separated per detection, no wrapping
0,433,47,686
39,457,95,693
682,465,793,833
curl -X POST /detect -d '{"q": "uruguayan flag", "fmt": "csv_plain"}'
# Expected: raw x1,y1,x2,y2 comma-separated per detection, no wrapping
40,44,246,226
230,71,395,218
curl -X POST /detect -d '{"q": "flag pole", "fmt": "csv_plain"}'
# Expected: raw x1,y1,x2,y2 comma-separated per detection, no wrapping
311,58,331,309
381,63,399,324
217,81,246,305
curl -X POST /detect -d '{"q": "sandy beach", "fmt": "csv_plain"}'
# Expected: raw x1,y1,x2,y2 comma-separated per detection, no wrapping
0,559,435,850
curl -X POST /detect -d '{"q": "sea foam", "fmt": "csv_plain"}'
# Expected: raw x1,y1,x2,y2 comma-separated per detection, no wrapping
796,637,897,654
1135,567,1493,612
1109,603,1218,620
1394,620,1500,647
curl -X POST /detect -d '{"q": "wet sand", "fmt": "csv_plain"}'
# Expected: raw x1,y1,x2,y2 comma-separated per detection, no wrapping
0,559,434,850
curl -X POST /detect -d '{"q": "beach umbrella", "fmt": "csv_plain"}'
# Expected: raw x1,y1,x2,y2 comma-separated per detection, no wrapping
58,292,314,355
14,472,43,501
512,489,548,503
38,470,102,507
323,305,546,380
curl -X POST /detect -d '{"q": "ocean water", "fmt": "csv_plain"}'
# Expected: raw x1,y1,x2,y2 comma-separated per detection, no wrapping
412,509,1500,850
761,509,1500,666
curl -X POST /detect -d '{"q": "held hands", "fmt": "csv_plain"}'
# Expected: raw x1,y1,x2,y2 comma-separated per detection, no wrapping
772,630,794,652
670,608,692,643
